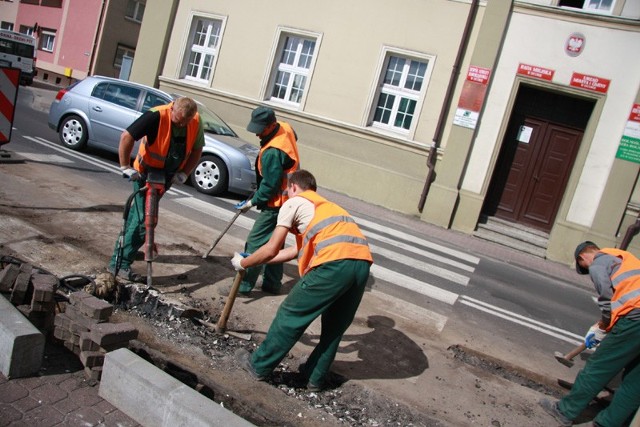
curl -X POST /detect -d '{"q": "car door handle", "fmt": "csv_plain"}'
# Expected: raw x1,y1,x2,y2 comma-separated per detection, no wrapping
92,106,102,112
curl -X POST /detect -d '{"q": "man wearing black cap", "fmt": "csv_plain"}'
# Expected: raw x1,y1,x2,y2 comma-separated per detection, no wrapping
233,106,300,295
539,242,640,426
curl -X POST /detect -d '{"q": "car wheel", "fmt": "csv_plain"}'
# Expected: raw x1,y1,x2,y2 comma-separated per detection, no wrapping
191,155,228,196
59,115,88,151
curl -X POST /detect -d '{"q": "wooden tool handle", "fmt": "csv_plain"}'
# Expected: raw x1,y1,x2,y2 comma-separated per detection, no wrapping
215,270,246,333
564,343,587,360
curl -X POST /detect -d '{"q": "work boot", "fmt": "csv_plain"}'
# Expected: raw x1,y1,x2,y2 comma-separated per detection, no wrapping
538,398,572,426
107,266,144,283
235,348,265,381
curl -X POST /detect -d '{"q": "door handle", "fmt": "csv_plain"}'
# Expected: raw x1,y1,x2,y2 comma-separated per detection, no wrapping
92,106,102,112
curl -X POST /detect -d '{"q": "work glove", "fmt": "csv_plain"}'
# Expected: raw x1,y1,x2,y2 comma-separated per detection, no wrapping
172,171,188,185
234,199,253,213
584,324,607,349
231,252,249,271
121,166,140,181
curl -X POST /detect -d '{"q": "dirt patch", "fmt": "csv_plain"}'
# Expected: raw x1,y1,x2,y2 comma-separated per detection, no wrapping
108,286,444,427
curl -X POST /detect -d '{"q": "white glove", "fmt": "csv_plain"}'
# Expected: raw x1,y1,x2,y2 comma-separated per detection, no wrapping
172,171,188,184
584,324,607,349
231,252,248,271
234,199,253,213
120,166,140,181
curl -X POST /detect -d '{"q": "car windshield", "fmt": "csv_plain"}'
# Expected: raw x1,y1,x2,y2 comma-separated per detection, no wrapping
195,102,238,137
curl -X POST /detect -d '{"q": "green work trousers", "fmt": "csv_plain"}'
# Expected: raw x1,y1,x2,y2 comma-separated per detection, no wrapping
558,317,640,426
250,259,370,387
240,208,282,293
109,180,149,270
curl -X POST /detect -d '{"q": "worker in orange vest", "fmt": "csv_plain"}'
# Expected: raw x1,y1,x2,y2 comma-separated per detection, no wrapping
108,97,204,282
233,106,300,295
232,169,373,391
540,241,640,426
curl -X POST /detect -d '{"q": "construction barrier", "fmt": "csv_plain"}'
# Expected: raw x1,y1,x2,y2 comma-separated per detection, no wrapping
0,67,20,146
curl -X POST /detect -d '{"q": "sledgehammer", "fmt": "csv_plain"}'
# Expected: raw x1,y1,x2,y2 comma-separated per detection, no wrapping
554,343,587,367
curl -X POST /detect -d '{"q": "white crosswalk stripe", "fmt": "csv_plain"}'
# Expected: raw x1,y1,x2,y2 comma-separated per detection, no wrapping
24,137,475,306
175,196,475,305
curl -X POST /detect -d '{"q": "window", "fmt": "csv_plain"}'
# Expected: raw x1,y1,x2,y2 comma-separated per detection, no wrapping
39,29,55,52
114,44,135,68
142,92,168,112
93,83,141,110
125,0,145,23
558,0,615,13
369,50,433,134
1,22,13,31
19,25,33,36
268,34,317,106
181,16,224,83
40,0,62,7
20,0,39,4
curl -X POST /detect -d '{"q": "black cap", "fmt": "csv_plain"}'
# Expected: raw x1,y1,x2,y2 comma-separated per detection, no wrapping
574,241,597,274
247,106,276,134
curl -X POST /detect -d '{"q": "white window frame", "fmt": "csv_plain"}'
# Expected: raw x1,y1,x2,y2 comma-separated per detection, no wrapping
19,25,33,36
365,47,434,137
558,0,616,14
39,29,55,52
125,0,145,23
179,13,226,85
263,27,321,110
114,44,135,68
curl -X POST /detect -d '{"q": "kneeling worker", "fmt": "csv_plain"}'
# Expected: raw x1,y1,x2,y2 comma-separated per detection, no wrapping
231,169,373,391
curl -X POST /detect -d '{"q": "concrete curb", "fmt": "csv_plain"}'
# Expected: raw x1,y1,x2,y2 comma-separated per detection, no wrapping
0,294,44,378
99,348,254,427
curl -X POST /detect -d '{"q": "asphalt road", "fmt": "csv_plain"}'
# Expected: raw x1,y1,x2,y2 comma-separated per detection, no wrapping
9,82,599,375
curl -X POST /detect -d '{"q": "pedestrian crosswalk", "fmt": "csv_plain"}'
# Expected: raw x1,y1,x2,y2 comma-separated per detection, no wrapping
173,195,477,306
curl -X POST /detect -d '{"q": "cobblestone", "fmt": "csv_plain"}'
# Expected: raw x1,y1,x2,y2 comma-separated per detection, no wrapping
0,342,139,426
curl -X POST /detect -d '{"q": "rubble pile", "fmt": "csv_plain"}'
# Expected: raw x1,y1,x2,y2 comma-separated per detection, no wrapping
53,291,139,381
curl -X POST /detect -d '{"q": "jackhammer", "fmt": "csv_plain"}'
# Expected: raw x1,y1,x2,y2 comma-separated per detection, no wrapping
143,168,166,287
114,167,165,287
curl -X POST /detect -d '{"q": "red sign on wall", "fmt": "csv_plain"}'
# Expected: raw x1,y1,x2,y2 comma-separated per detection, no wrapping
629,103,640,122
466,66,491,84
570,73,610,93
517,63,554,81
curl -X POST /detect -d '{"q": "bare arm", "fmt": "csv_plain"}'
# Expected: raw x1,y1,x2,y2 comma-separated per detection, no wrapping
181,147,203,175
118,131,136,167
241,226,296,268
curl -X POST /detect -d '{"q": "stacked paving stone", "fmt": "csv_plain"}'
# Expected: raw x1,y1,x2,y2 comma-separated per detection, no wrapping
54,291,139,381
0,263,57,334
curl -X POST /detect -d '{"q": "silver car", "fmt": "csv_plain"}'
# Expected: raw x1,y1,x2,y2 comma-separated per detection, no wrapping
47,75,257,196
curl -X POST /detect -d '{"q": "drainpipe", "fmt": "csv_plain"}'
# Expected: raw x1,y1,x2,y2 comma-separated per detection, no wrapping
418,0,480,213
88,0,107,77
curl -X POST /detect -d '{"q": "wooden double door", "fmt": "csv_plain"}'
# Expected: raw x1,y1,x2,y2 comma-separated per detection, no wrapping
483,86,594,232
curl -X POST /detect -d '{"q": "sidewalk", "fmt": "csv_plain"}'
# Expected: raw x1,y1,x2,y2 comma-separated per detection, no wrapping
0,342,139,426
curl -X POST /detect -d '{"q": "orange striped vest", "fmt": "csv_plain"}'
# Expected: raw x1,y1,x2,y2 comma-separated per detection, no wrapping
294,191,373,276
257,122,299,208
599,248,640,331
134,103,200,173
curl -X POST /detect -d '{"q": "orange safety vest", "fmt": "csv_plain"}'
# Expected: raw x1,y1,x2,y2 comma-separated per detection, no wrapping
294,191,373,277
599,248,640,331
257,122,299,208
133,103,200,173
